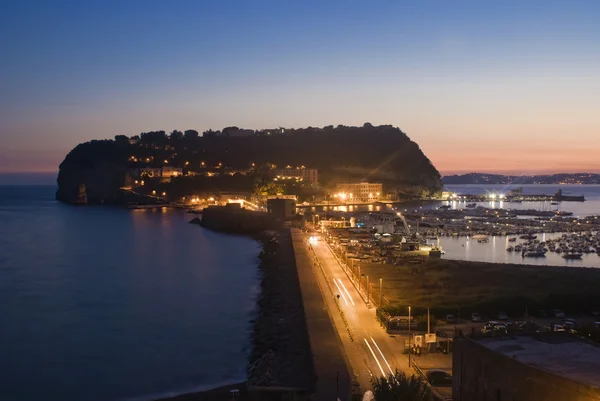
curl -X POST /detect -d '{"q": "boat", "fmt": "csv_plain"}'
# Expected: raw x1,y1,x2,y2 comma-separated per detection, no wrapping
439,205,451,210
507,246,514,252
556,211,574,216
562,253,583,259
429,246,445,257
522,250,547,257
550,201,559,206
465,203,477,208
508,238,517,242
519,234,537,240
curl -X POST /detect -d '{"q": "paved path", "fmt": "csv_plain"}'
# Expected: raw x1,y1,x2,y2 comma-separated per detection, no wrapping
291,229,352,401
293,228,422,396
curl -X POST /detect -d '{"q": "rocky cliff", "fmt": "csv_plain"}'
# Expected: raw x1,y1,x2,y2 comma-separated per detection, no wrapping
56,140,129,204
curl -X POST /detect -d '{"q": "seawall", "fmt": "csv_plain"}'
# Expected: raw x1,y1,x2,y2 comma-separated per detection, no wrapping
247,229,315,399
201,205,277,234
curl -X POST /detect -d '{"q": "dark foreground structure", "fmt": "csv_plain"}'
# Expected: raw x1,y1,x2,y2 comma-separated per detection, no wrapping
453,333,600,401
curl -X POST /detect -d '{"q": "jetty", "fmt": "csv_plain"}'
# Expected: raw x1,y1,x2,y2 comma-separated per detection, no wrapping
452,189,584,203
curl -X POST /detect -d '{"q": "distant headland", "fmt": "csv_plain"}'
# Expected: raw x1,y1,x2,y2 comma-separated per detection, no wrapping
442,173,600,185
55,124,442,205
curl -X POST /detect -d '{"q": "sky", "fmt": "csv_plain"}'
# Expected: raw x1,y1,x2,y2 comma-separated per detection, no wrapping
1,0,599,179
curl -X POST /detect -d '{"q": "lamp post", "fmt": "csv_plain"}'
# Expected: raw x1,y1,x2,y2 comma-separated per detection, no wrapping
408,305,412,367
366,275,370,305
358,265,361,290
379,277,383,307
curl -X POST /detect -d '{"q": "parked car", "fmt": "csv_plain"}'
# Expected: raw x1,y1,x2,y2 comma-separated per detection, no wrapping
471,312,482,322
426,369,453,386
562,320,577,334
497,312,508,321
482,322,507,335
551,323,566,332
552,309,565,318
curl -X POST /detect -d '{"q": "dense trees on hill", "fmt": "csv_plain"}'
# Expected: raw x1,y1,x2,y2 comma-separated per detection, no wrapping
57,124,442,203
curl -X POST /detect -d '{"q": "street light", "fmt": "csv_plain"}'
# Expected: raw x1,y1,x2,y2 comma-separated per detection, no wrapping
379,277,383,306
408,305,412,367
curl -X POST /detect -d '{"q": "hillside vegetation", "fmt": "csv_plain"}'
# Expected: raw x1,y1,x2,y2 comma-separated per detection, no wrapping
56,124,442,204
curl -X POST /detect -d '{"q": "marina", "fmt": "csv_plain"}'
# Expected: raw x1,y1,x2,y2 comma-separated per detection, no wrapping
304,185,600,268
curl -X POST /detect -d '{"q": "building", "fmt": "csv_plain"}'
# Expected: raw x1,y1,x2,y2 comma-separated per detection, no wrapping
335,182,383,203
161,167,183,178
453,333,600,401
275,167,319,184
136,167,183,178
138,167,162,178
267,198,297,220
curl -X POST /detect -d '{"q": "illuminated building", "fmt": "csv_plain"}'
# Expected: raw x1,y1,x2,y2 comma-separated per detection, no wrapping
335,182,383,203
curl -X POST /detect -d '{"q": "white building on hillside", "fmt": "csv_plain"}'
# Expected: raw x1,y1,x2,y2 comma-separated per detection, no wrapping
275,167,318,184
335,182,383,203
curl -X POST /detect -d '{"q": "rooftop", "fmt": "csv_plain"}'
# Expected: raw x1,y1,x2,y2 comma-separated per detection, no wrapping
478,333,600,388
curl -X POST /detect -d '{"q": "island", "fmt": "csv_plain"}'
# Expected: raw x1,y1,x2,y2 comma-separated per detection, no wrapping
56,124,442,206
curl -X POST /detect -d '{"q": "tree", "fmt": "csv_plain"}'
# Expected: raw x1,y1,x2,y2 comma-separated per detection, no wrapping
141,130,167,144
184,130,199,140
371,370,429,401
114,135,130,147
170,130,184,141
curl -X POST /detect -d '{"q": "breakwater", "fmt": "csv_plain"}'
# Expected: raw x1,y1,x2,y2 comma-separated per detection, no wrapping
201,204,277,234
247,230,314,399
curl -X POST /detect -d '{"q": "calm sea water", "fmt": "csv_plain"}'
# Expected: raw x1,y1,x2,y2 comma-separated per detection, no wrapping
440,184,600,267
0,186,260,401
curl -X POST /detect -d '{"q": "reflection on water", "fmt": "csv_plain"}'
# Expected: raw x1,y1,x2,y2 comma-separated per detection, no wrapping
441,233,600,268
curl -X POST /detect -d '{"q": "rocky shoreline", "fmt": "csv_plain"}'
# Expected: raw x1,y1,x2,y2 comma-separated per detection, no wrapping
154,228,314,401
246,229,315,397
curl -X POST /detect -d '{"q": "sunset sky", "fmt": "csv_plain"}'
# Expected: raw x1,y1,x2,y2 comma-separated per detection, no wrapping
1,0,599,177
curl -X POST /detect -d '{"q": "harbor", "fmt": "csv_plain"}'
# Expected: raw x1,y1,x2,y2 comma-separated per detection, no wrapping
303,185,600,268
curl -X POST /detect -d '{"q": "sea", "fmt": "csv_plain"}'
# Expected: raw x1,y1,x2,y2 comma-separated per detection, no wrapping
440,184,600,268
0,185,261,401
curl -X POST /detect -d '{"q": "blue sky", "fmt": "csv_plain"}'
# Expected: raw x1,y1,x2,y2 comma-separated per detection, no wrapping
1,0,599,176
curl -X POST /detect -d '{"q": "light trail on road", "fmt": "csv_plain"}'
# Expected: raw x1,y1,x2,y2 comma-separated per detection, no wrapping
337,278,355,306
364,338,386,377
370,336,394,375
333,279,349,306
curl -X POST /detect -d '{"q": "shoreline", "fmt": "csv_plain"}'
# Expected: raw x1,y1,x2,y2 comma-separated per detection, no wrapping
151,382,247,401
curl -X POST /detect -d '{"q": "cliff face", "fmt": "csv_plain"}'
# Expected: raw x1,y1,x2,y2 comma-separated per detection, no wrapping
56,140,129,204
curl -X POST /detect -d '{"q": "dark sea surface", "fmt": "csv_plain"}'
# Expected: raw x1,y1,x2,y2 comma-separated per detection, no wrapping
0,186,260,401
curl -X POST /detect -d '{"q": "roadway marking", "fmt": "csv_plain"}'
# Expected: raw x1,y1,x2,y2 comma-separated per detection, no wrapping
364,338,386,377
337,278,355,306
333,279,349,306
370,336,394,375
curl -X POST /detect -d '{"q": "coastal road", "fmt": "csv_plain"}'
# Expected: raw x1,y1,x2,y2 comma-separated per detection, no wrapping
300,231,413,390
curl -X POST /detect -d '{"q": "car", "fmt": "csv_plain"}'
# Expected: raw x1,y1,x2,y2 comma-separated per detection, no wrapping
426,369,453,386
497,312,508,321
482,322,507,335
551,323,566,332
471,313,482,322
552,309,565,318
